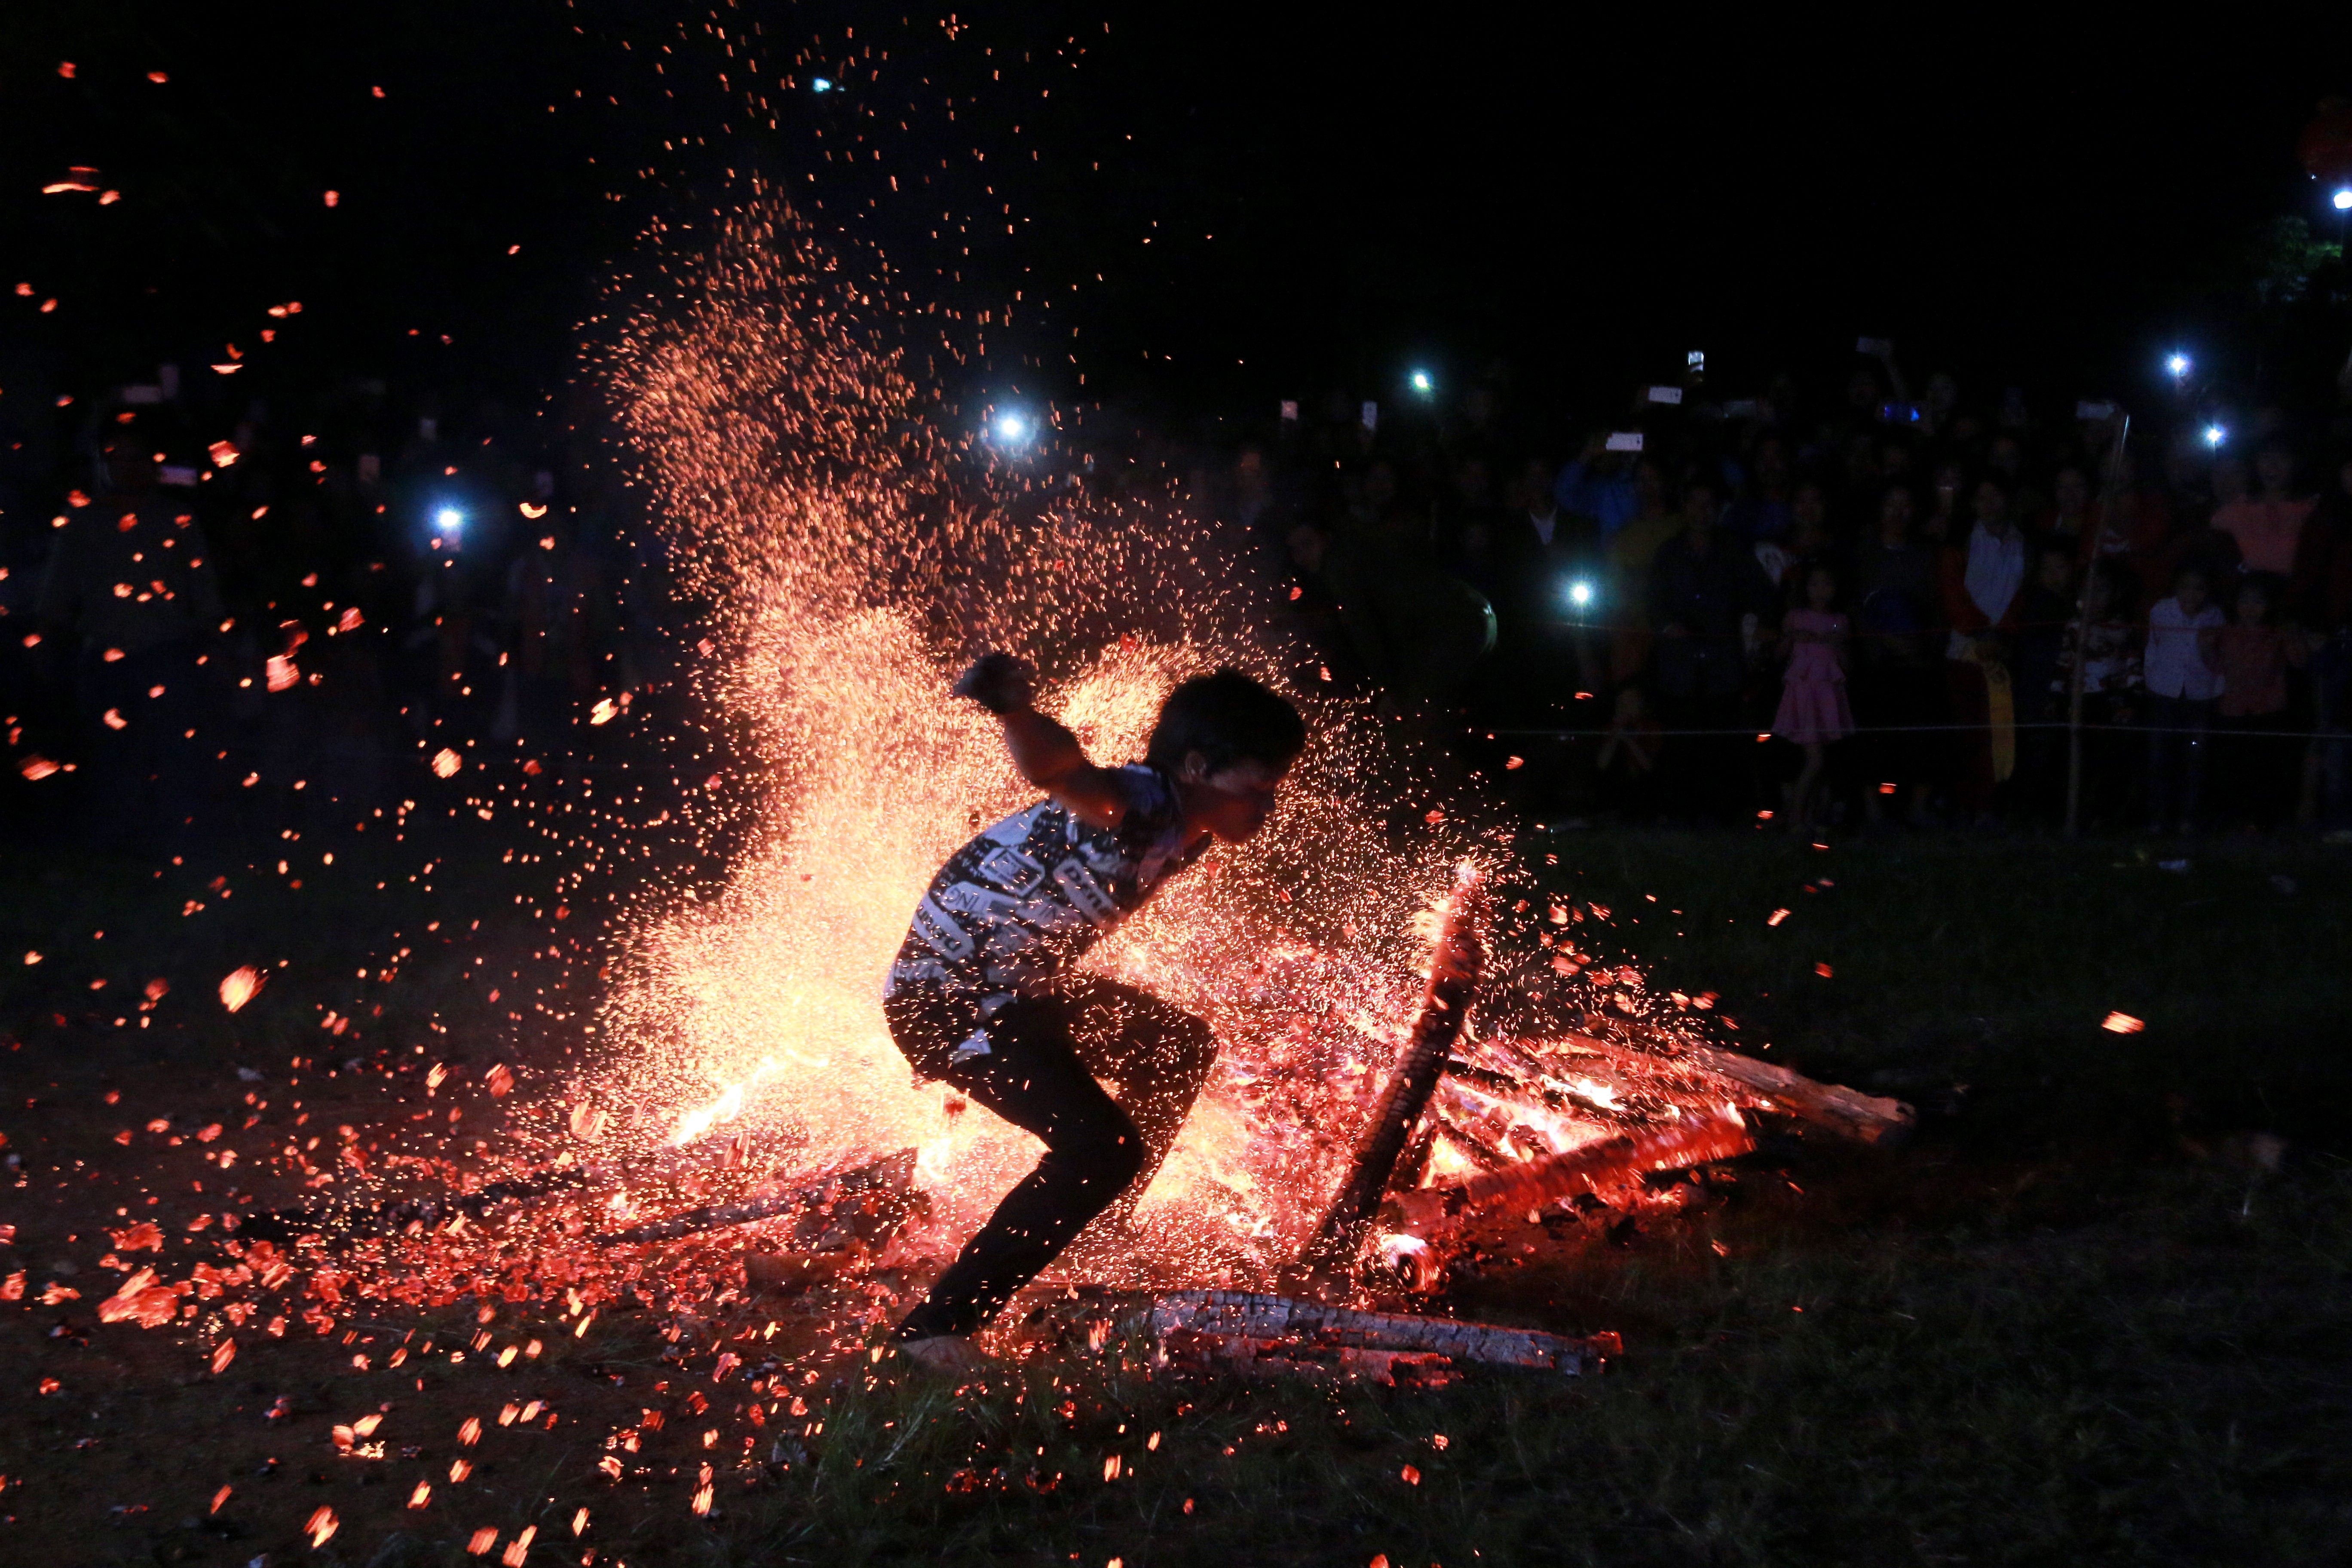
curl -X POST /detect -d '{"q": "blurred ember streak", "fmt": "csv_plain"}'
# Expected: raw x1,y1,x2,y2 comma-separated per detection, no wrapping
217,966,263,1011
2101,1011,2144,1034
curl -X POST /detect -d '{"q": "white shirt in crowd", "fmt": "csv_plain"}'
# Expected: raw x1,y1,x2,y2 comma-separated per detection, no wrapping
2142,596,2225,701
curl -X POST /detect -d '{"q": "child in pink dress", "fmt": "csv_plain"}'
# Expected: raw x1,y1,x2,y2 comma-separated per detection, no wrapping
1775,563,1854,829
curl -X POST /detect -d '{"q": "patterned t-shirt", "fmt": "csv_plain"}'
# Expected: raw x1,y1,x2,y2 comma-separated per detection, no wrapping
884,765,1205,1064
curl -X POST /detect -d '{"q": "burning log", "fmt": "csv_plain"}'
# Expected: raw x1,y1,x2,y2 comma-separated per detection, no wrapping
1388,1113,1758,1235
595,1148,922,1245
1133,1289,1617,1384
1680,1043,1915,1148
1292,872,1485,1283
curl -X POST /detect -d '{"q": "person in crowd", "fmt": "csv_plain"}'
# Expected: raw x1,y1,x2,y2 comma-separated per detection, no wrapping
1938,476,2030,822
1594,683,1662,817
1988,433,2045,525
1441,454,1505,585
1773,562,1852,831
2038,464,2095,556
2083,448,2175,614
2010,546,2079,818
1649,479,1780,821
2141,565,2226,834
1722,434,1795,544
1464,458,1585,804
1851,483,1944,825
1600,459,1679,689
1553,431,1641,541
35,436,227,848
2055,557,2144,827
2216,442,2316,579
1473,457,1580,698
2212,574,2307,830
2291,453,2352,631
1323,459,1494,803
1920,459,1965,547
1921,370,1961,438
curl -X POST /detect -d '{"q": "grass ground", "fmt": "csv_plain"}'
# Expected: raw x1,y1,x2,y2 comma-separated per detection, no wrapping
3,823,2349,1567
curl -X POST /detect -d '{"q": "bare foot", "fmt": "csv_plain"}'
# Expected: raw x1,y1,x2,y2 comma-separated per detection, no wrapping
894,1334,991,1375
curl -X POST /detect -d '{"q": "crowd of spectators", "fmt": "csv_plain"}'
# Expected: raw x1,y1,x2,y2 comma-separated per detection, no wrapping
9,335,2352,852
0,366,666,852
1229,344,2352,835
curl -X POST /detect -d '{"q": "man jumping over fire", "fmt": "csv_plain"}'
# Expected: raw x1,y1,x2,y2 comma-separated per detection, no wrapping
881,652,1305,1371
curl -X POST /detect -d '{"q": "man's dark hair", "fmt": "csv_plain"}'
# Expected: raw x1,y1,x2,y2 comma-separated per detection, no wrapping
1146,669,1305,775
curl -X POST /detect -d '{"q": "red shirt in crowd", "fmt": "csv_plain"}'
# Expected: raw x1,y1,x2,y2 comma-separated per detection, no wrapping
2214,496,2315,576
2214,623,2306,718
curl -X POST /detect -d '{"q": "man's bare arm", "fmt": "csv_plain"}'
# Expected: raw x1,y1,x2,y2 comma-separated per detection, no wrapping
954,653,1129,829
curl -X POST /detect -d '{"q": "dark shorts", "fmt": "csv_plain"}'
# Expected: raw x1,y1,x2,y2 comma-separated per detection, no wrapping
883,978,1216,1338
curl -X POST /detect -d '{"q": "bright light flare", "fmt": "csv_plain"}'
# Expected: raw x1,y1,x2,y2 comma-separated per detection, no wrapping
2203,424,2227,449
2165,353,2191,379
1565,579,1595,609
2334,188,2352,211
432,506,465,533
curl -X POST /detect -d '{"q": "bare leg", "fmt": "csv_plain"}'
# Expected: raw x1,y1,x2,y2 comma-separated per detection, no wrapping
1789,741,1825,831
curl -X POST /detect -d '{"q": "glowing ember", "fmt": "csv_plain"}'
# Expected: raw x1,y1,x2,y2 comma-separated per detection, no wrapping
217,966,264,1012
431,747,463,778
2101,1011,2145,1034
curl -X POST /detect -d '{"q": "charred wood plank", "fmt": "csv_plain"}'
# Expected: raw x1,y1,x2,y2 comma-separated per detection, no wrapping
1292,875,1485,1283
1390,1114,1758,1232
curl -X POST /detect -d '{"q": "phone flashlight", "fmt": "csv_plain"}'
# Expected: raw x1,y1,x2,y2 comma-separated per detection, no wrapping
2335,188,2352,211
2165,353,2191,379
1408,368,1433,396
2202,424,2227,449
811,77,834,93
991,412,1029,444
433,505,465,533
1565,579,1596,610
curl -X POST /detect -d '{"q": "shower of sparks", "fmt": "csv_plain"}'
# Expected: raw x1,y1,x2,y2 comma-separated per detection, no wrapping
77,200,1739,1376
570,192,1476,1286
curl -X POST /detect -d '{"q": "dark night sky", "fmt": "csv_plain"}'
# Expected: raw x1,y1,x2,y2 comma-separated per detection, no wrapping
4,5,2349,432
